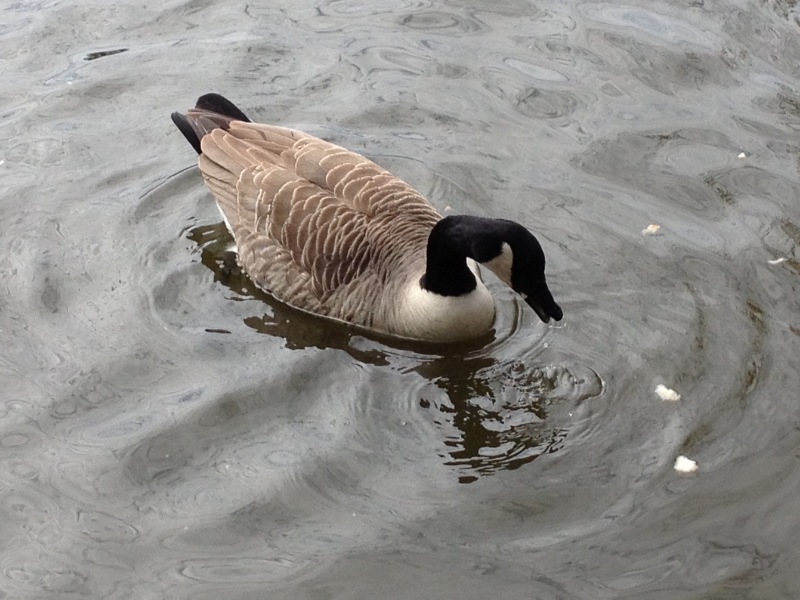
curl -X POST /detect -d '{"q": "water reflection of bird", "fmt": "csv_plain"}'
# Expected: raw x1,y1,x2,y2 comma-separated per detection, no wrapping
172,93,562,342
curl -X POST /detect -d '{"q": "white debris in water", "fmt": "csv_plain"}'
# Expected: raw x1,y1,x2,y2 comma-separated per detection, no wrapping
642,223,661,235
738,152,746,158
655,384,681,401
767,257,788,265
444,205,452,211
674,455,698,473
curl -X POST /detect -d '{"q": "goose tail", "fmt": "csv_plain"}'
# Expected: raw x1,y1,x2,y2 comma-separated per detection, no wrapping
171,93,251,155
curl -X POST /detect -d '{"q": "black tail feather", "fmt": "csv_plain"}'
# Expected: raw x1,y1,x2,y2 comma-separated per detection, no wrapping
172,94,251,155
171,112,202,154
195,93,251,123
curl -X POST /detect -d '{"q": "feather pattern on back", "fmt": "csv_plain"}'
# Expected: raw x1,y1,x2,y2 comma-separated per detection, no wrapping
183,107,447,337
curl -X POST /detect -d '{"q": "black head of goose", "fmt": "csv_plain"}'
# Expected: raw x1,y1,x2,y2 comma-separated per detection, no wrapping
172,93,562,343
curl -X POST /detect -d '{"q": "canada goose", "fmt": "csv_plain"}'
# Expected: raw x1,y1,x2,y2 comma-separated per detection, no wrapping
171,94,562,343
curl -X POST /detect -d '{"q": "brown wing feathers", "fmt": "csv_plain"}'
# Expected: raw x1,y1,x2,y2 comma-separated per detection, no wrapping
176,97,442,323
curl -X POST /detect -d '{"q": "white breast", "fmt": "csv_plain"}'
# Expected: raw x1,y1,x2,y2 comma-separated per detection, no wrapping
393,262,496,342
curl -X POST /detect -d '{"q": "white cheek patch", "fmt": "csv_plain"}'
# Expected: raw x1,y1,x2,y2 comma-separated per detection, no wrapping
481,242,514,287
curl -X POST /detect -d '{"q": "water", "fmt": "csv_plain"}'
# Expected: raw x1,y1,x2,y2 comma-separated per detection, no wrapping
2,0,800,597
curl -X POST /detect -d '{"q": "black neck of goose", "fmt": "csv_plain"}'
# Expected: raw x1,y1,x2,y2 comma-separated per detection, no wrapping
421,216,502,297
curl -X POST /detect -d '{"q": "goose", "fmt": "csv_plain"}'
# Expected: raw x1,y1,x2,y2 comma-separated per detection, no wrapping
171,94,562,343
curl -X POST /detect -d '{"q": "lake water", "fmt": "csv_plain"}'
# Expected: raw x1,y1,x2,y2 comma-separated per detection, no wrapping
2,0,800,598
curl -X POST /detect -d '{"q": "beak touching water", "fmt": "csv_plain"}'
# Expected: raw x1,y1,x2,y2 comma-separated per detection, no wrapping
522,284,563,324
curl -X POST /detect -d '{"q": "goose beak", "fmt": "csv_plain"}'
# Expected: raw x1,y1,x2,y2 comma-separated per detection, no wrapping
521,286,563,324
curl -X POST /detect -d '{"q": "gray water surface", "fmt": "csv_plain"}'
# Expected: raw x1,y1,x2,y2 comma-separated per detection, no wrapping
2,0,800,598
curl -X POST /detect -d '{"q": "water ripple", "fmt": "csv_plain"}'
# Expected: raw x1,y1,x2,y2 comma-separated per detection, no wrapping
76,510,139,544
503,57,569,82
318,0,432,17
479,66,582,124
399,10,487,34
579,3,722,50
178,556,304,584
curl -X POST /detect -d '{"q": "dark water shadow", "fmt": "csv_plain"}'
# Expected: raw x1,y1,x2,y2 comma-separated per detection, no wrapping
414,354,573,484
